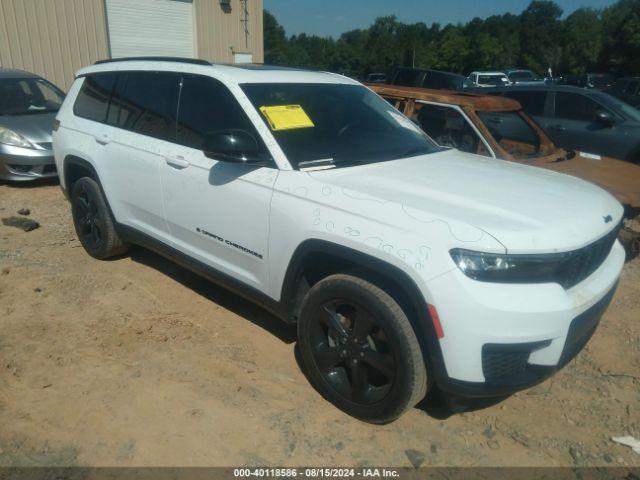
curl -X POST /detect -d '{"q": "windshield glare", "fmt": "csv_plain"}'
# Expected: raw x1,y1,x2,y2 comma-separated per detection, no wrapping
241,83,439,169
0,77,64,115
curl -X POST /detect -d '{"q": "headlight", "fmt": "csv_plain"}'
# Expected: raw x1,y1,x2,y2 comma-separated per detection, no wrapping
450,248,562,283
0,127,34,148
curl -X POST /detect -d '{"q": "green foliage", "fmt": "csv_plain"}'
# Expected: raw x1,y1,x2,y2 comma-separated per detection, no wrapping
263,0,640,79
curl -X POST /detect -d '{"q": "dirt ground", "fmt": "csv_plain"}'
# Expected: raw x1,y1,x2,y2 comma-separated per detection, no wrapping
0,179,639,468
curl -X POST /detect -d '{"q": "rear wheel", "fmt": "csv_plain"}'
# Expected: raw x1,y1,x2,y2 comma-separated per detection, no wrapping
71,177,129,259
297,274,427,423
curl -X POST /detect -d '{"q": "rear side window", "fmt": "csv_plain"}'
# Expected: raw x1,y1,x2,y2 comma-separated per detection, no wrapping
110,72,180,142
73,74,117,122
176,75,265,152
504,91,547,116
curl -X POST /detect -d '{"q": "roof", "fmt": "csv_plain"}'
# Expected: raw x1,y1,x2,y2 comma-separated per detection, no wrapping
0,68,39,79
76,59,358,86
369,84,522,112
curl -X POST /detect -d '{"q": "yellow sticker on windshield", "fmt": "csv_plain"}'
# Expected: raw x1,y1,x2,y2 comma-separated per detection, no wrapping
259,105,315,131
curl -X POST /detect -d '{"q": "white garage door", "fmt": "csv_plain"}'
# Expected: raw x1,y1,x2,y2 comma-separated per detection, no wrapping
106,0,195,59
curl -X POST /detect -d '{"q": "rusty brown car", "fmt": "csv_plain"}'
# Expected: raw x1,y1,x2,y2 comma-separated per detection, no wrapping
370,84,640,255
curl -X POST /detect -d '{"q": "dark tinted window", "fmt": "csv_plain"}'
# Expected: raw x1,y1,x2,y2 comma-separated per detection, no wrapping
554,92,601,122
504,91,547,116
177,75,266,153
392,69,422,87
73,74,117,122
423,72,448,90
111,72,180,141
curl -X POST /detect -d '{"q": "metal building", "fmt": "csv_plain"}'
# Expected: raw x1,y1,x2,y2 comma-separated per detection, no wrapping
0,0,264,89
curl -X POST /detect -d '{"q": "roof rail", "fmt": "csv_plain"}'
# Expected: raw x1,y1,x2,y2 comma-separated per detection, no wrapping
94,57,212,66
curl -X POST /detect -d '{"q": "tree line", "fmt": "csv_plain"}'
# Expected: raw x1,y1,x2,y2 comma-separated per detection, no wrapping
264,0,640,79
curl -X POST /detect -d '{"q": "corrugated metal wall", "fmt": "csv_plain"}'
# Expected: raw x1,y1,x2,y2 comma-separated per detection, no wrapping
0,0,264,91
195,0,264,64
0,0,109,90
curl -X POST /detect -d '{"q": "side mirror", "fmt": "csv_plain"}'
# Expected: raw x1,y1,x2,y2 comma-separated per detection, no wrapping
595,110,616,127
203,129,268,165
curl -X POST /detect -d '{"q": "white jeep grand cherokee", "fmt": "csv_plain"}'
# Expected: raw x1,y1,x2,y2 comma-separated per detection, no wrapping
53,58,625,423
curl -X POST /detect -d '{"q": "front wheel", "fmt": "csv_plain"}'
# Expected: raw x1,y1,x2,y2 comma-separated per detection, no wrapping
297,274,427,423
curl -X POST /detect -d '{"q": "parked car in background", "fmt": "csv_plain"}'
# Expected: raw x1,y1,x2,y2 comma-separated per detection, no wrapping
503,69,544,85
387,67,471,91
562,73,614,90
468,71,511,88
0,69,64,181
371,84,640,254
606,77,640,109
54,58,626,422
485,85,640,163
365,73,387,84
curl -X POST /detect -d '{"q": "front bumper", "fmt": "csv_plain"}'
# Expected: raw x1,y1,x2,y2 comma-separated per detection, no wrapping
425,239,625,398
0,143,57,181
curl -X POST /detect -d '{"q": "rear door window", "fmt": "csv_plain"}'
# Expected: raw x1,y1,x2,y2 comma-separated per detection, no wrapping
554,92,601,122
112,72,180,142
73,73,117,122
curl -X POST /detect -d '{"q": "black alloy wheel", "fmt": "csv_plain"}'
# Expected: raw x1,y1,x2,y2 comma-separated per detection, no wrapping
71,177,129,259
74,181,103,249
298,274,427,423
310,298,396,405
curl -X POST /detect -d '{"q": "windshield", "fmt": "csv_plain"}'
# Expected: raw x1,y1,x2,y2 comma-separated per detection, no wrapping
508,71,535,81
241,83,440,169
478,75,509,86
595,91,640,122
477,110,543,158
0,77,64,115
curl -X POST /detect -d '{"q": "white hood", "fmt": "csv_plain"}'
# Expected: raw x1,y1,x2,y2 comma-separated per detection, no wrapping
310,149,623,254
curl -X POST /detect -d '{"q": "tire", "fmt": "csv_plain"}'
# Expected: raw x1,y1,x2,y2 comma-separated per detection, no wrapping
297,273,428,423
70,177,129,259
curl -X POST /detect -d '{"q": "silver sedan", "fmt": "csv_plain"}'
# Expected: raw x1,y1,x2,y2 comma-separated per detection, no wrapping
0,69,65,182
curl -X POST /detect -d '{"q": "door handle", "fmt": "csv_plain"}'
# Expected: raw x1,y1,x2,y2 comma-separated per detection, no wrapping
164,155,190,169
94,134,111,145
551,124,566,132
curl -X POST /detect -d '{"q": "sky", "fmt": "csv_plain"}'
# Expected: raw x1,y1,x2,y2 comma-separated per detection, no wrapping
264,0,619,38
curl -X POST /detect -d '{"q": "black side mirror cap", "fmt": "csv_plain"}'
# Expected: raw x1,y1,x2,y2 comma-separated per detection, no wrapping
203,129,270,166
595,110,616,127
